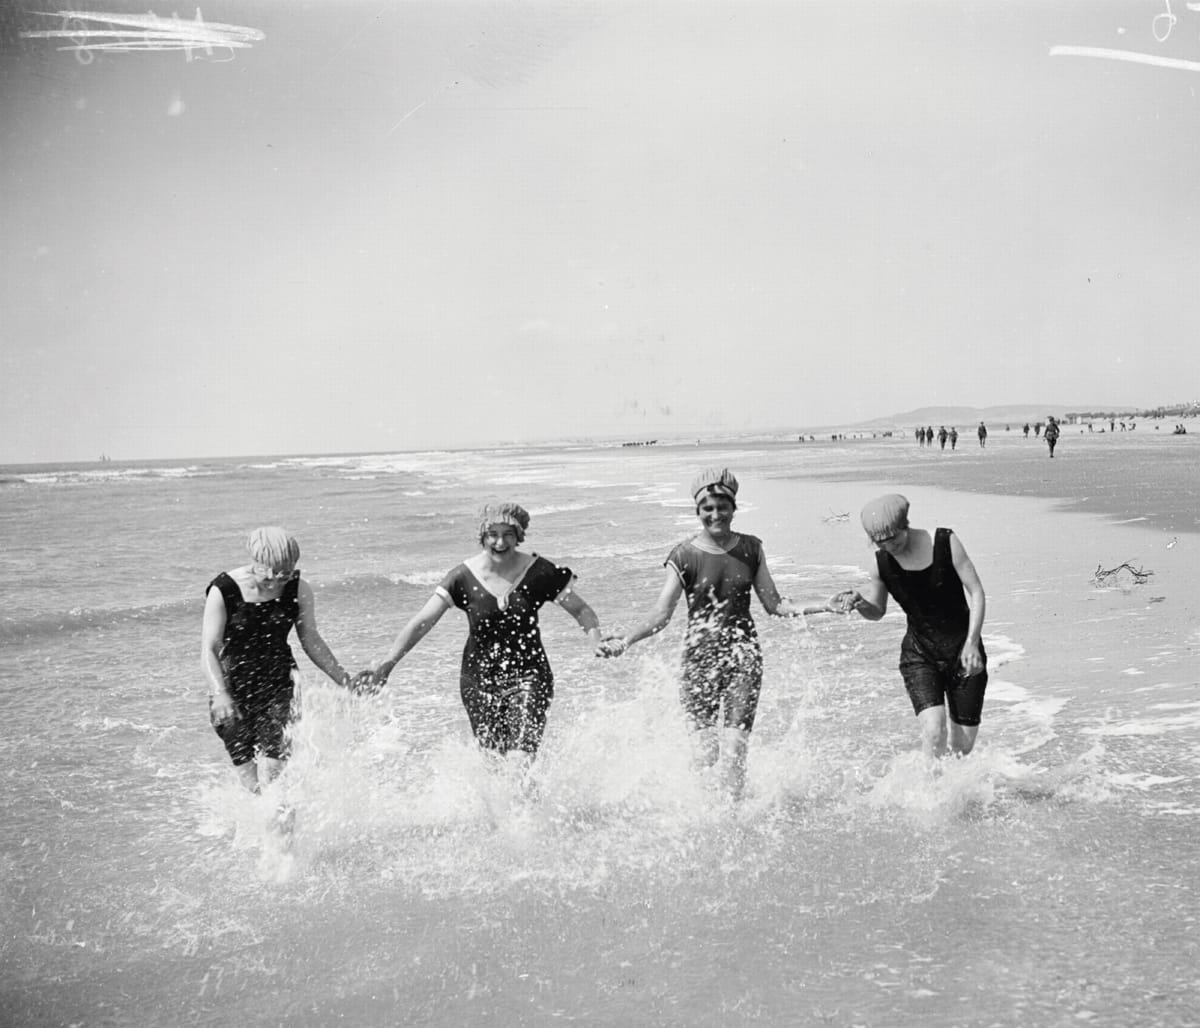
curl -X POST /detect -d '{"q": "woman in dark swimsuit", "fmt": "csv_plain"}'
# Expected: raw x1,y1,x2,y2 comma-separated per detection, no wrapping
369,504,606,759
602,469,811,800
201,527,355,792
831,494,988,760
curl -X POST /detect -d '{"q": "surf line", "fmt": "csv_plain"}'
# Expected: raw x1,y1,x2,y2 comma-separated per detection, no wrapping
1049,45,1200,73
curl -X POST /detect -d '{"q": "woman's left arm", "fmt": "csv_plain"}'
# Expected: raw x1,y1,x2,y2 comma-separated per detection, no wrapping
949,533,986,674
753,549,806,618
556,585,604,651
294,579,352,687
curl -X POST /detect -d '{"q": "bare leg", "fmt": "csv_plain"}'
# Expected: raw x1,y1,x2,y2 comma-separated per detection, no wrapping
717,727,750,801
690,724,720,771
234,761,261,793
258,756,285,789
948,721,979,756
916,705,949,760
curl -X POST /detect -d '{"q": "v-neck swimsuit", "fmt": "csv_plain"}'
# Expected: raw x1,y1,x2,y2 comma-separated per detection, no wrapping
436,555,574,754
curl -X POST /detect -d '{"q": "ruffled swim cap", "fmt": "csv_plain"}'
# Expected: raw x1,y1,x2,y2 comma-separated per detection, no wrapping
690,467,739,506
860,494,910,541
478,502,530,543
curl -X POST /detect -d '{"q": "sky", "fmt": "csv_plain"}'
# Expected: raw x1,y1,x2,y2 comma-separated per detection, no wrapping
2,0,1199,464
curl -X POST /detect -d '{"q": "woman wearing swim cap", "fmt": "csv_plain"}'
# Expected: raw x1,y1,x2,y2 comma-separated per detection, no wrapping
367,503,606,762
201,527,357,793
602,469,812,800
830,494,988,760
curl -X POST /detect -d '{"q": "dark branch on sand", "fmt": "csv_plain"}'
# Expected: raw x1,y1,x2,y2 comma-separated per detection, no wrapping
1093,562,1154,586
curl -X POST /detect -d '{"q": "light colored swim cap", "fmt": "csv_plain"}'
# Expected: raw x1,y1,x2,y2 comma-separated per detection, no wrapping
246,527,300,571
860,494,910,541
478,502,530,543
690,467,739,506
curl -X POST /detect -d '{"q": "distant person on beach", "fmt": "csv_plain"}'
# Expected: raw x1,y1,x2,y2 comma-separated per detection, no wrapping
600,469,813,800
830,495,987,760
916,427,925,447
937,426,948,451
977,422,988,448
202,527,356,794
1044,416,1060,458
365,503,605,764
949,426,958,450
1023,423,1030,438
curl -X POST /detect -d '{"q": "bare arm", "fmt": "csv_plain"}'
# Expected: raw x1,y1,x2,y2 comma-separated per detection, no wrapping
949,532,986,674
372,591,451,684
752,549,806,617
200,585,237,724
556,585,604,652
294,579,352,687
830,564,889,620
603,568,684,656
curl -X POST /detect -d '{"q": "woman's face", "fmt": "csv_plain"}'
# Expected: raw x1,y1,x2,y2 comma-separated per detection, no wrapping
697,495,736,538
252,562,294,589
870,527,909,556
481,524,521,556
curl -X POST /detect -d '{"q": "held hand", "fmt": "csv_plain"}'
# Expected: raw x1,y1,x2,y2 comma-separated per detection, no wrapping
597,635,628,658
350,668,383,696
830,590,861,614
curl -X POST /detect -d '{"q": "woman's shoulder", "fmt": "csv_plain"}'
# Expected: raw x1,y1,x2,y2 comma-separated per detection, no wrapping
208,568,243,596
666,537,697,562
528,553,572,580
443,560,474,584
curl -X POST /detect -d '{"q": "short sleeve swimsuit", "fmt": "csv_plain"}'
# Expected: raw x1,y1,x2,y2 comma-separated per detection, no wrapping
206,571,300,764
875,528,987,725
437,555,574,754
665,534,765,731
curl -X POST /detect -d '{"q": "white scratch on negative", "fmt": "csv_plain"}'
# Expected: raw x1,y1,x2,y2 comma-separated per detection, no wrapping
385,101,427,138
1049,46,1200,72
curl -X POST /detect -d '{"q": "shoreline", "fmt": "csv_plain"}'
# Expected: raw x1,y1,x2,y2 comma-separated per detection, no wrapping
773,432,1198,536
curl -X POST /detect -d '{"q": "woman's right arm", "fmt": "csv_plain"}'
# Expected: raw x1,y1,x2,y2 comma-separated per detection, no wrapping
200,586,237,724
371,592,451,684
602,569,683,656
831,566,889,620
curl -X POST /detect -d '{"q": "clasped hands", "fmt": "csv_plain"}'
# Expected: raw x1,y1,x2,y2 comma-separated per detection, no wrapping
346,666,385,695
828,590,862,614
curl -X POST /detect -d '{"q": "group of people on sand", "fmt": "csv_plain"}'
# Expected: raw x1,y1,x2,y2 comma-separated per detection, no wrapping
202,470,988,802
916,425,960,450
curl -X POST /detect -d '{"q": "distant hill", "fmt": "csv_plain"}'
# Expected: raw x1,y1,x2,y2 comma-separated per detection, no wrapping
865,404,1136,428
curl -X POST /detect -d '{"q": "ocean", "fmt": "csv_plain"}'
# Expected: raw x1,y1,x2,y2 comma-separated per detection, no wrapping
2,436,1197,1027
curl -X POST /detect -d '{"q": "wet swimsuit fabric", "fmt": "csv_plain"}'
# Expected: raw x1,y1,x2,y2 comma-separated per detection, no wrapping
206,571,300,764
437,555,574,753
874,527,987,725
665,534,765,731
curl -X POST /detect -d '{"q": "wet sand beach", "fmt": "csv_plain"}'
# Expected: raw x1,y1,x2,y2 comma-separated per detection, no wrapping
791,425,1198,537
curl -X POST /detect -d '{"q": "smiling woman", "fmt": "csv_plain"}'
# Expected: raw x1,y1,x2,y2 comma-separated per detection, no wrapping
601,467,821,801
366,502,606,765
